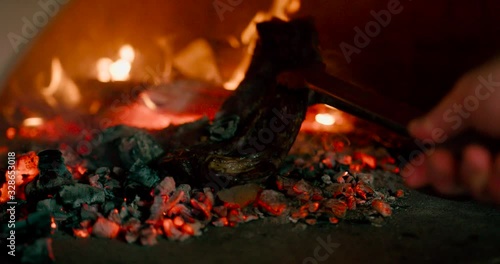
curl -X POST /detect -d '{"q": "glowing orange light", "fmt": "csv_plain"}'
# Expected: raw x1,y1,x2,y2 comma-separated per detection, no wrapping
23,117,44,127
97,44,135,82
6,127,16,139
51,217,57,230
223,0,302,90
325,105,337,110
73,229,90,238
41,58,81,107
119,44,135,62
140,93,158,110
0,183,9,203
315,113,336,126
109,59,132,81
354,152,377,169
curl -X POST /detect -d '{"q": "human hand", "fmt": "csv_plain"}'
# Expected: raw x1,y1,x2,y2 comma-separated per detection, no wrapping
402,58,500,203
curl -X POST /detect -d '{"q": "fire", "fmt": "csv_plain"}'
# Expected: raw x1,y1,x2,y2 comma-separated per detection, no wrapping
173,39,222,84
140,93,158,110
0,152,39,203
41,58,81,107
23,117,44,127
223,0,302,90
97,44,135,82
300,104,354,133
6,127,16,139
315,113,336,126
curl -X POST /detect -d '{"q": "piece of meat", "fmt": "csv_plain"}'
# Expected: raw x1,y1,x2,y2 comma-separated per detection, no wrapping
158,18,322,187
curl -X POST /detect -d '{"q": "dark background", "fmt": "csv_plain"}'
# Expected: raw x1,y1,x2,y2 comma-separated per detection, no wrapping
299,0,500,111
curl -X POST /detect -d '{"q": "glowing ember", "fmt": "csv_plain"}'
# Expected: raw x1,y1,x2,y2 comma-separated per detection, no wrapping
6,127,16,139
315,113,336,126
23,117,44,127
51,217,57,230
73,229,90,238
372,199,392,217
0,151,39,203
301,104,354,133
108,102,201,129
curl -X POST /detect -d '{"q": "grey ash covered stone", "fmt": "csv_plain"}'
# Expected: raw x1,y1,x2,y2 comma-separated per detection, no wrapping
118,130,164,168
57,184,105,208
128,161,160,188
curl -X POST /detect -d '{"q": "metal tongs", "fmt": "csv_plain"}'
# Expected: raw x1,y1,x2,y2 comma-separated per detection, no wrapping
302,63,500,154
302,63,423,136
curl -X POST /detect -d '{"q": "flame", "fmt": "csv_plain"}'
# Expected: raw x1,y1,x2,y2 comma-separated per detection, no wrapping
223,0,302,90
119,44,135,62
173,39,222,83
301,104,354,133
315,113,336,126
109,59,132,81
23,117,44,127
97,44,135,82
140,93,158,110
0,152,39,203
41,58,81,107
96,58,113,82
223,71,245,91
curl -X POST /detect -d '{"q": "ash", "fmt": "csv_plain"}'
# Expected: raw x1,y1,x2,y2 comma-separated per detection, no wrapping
0,129,407,263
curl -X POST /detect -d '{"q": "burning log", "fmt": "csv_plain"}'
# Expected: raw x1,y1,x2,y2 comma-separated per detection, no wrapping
158,18,321,186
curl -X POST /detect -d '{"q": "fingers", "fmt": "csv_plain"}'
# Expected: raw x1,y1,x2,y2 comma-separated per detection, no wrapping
403,145,500,201
405,58,500,203
403,149,464,196
460,145,492,200
408,58,500,140
427,149,463,195
402,153,428,188
487,154,500,203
